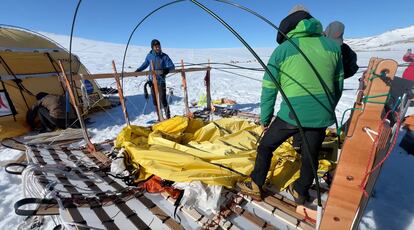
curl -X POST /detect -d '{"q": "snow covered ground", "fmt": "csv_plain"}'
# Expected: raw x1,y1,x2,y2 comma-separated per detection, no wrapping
0,25,414,229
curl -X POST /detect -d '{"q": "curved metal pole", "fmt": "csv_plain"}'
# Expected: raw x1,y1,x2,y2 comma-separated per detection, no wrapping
213,0,339,132
69,0,82,84
189,0,323,208
68,0,82,129
120,0,187,88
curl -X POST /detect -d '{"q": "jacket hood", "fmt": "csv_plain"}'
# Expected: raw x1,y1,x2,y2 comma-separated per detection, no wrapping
324,21,345,45
286,18,323,39
276,10,313,44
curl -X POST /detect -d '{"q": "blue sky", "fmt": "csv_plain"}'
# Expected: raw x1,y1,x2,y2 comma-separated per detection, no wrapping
0,0,412,48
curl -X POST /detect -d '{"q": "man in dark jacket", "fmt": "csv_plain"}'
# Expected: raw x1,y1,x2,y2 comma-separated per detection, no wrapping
28,92,77,132
237,6,344,204
324,21,359,79
136,39,175,119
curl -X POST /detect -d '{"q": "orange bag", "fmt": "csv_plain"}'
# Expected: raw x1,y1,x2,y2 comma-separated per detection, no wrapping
139,176,181,199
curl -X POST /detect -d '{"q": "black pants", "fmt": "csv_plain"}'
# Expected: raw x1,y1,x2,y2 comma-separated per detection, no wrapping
38,106,77,130
38,107,65,130
251,117,326,196
151,82,170,119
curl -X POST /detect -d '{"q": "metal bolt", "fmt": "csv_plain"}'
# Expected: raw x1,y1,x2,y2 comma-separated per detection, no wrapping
346,176,354,181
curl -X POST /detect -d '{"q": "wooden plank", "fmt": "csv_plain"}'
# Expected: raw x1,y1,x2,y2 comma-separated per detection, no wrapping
244,192,314,230
112,60,130,126
320,58,398,230
136,193,184,230
151,61,164,121
263,195,305,221
58,60,95,153
180,60,190,116
226,193,278,230
160,191,238,230
59,147,169,229
71,67,211,81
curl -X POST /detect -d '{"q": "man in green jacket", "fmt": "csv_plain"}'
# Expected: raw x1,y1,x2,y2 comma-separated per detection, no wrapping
237,6,344,204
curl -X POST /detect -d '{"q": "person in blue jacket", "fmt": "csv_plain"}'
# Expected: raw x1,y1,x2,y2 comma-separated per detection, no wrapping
136,39,175,119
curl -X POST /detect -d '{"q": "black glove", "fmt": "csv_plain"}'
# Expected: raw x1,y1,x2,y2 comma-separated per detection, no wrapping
162,68,170,76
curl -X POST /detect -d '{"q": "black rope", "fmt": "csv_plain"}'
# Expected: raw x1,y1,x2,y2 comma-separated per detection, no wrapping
120,0,187,90
179,61,264,71
185,62,334,115
68,0,82,127
0,56,32,109
69,0,82,84
45,52,66,92
173,191,184,223
0,55,35,97
0,79,17,120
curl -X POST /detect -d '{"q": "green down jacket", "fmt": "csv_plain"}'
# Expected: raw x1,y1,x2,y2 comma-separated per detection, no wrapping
260,18,344,128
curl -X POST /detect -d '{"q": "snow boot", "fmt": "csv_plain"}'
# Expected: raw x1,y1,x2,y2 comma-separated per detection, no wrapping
287,183,310,205
237,180,262,201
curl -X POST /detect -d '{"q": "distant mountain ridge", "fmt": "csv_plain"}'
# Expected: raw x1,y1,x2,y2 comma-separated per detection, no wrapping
37,25,414,73
346,25,414,51
41,25,414,52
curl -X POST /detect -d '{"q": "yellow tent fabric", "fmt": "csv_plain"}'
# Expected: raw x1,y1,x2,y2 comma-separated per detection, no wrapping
0,26,110,140
116,117,336,191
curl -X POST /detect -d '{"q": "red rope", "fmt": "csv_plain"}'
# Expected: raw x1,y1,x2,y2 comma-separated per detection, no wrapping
359,111,401,197
303,207,316,224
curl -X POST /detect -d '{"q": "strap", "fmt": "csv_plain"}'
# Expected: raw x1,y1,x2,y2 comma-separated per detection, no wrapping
369,70,392,85
89,198,120,230
362,93,390,105
114,198,149,229
173,190,184,223
0,79,18,119
14,198,57,216
143,80,151,100
5,162,27,175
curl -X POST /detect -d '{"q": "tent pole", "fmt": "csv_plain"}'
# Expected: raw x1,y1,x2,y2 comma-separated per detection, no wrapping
44,53,66,92
180,59,191,116
111,60,130,126
151,61,164,121
58,60,95,153
205,59,212,111
0,55,31,110
0,79,17,121
44,52,69,127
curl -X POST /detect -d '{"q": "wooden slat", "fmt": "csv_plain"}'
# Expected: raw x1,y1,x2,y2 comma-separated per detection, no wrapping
71,67,210,81
320,58,398,230
161,191,237,230
180,60,190,116
240,191,314,230
135,193,184,230
32,147,90,228
263,195,305,221
151,61,164,122
72,147,183,230
112,60,130,125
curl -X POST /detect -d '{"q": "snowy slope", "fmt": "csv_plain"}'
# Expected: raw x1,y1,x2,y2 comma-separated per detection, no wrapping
347,25,414,52
0,25,413,230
